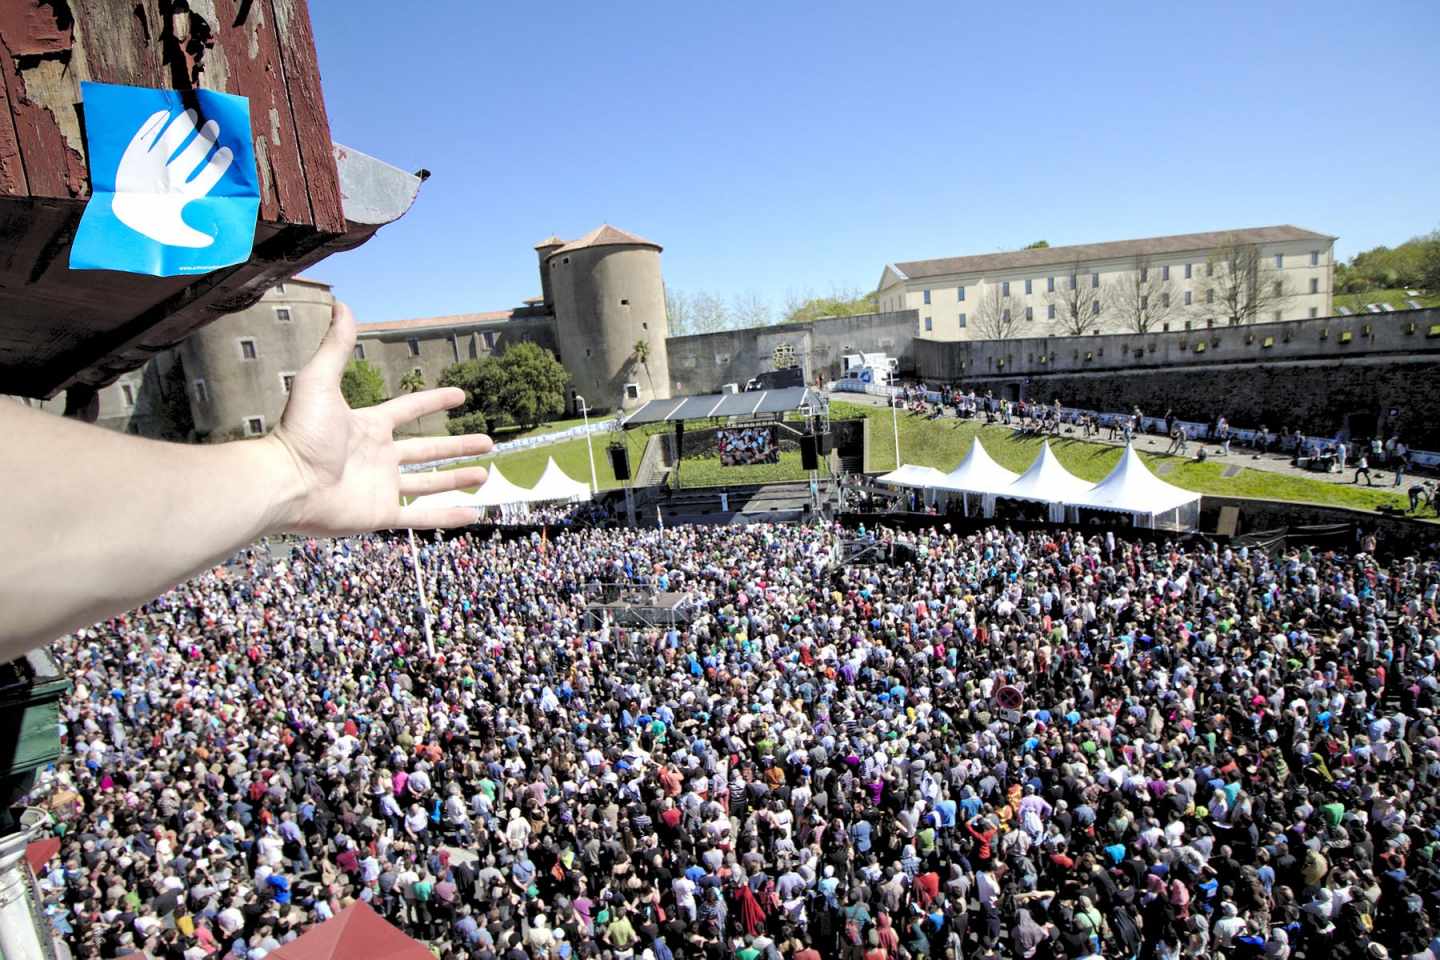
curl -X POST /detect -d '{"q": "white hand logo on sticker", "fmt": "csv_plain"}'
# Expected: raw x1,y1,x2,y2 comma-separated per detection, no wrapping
111,108,235,249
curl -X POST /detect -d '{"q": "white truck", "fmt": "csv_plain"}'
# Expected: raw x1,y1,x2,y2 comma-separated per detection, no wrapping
840,352,898,384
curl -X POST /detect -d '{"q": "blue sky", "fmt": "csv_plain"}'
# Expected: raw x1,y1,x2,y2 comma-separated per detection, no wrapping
310,1,1440,323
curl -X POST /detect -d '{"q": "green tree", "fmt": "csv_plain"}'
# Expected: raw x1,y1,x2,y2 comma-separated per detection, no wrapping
1023,240,1050,249
438,343,568,430
399,369,426,393
340,360,387,409
445,411,491,438
1343,231,1438,290
782,289,879,324
494,341,568,427
438,358,502,431
1417,231,1440,293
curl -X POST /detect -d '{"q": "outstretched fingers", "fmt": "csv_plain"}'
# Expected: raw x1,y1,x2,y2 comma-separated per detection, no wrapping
298,302,358,392
395,432,493,466
399,467,488,498
396,504,482,530
378,387,467,431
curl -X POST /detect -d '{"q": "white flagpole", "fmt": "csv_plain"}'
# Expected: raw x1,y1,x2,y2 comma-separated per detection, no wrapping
401,494,435,658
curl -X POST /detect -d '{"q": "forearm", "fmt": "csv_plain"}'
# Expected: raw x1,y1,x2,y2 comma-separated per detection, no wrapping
2,402,302,656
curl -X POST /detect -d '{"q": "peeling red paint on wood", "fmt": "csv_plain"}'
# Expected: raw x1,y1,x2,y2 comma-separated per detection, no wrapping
0,43,87,197
0,0,338,223
0,1,75,56
0,59,29,195
269,0,342,232
67,1,165,85
209,0,305,223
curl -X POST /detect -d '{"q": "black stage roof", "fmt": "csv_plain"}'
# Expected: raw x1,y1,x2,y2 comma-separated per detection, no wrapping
621,387,820,427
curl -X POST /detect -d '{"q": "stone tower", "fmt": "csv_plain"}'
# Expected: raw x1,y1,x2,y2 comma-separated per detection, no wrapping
544,225,670,412
178,279,335,440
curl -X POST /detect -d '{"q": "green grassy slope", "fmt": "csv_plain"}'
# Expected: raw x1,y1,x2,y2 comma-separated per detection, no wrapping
840,401,1414,514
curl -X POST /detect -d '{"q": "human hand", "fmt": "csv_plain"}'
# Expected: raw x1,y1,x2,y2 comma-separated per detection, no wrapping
111,108,235,249
265,302,492,534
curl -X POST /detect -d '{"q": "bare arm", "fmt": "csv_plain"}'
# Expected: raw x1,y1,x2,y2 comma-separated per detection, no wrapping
1,303,491,658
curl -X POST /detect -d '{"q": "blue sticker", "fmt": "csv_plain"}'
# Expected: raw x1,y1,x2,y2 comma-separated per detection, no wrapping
70,82,261,276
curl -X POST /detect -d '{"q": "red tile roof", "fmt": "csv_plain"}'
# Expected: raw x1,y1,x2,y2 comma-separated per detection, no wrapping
890,225,1335,281
358,310,513,334
551,224,661,256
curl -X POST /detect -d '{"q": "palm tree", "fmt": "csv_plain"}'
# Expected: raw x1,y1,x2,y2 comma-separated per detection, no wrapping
399,369,425,393
632,339,653,393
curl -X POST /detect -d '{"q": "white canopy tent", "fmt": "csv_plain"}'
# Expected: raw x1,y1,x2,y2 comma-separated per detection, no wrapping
876,464,947,508
876,464,947,489
1065,444,1201,530
932,438,1019,517
528,457,593,503
405,488,482,511
997,441,1093,522
472,464,532,508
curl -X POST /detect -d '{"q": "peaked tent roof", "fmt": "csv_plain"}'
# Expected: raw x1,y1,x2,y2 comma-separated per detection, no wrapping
1067,444,1201,515
552,224,662,256
1000,441,1092,503
529,457,593,502
533,235,566,249
934,438,1019,494
269,901,432,960
472,464,532,507
407,488,482,511
876,464,947,489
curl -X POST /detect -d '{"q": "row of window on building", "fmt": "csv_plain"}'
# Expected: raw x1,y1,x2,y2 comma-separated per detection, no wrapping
922,303,1323,333
918,250,1324,305
353,331,502,363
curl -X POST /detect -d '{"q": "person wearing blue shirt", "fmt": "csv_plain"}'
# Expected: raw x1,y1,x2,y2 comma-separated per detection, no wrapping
266,871,291,904
851,818,873,853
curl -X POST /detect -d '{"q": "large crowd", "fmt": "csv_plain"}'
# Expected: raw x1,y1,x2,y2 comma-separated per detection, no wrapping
30,521,1440,960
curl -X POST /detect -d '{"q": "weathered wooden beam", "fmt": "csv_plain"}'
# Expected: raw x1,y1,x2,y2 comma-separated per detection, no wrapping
0,0,340,229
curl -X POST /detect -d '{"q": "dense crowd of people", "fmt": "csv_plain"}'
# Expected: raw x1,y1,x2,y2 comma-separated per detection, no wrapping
29,521,1440,960
474,502,614,528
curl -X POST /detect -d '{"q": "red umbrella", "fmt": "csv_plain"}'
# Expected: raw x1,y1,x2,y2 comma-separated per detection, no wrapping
25,837,60,875
268,901,433,960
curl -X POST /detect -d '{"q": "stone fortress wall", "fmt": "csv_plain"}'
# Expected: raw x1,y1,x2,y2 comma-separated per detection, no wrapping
915,308,1440,446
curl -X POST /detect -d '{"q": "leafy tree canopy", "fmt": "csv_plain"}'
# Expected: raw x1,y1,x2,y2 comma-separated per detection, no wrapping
340,360,387,409
1336,230,1439,293
783,289,879,324
1023,240,1050,249
438,341,569,431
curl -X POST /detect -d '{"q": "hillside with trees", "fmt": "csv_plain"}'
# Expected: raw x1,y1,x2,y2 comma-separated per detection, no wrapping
665,287,880,334
1334,229,1440,312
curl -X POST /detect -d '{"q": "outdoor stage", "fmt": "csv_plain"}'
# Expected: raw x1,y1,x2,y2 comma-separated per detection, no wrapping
583,588,696,629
